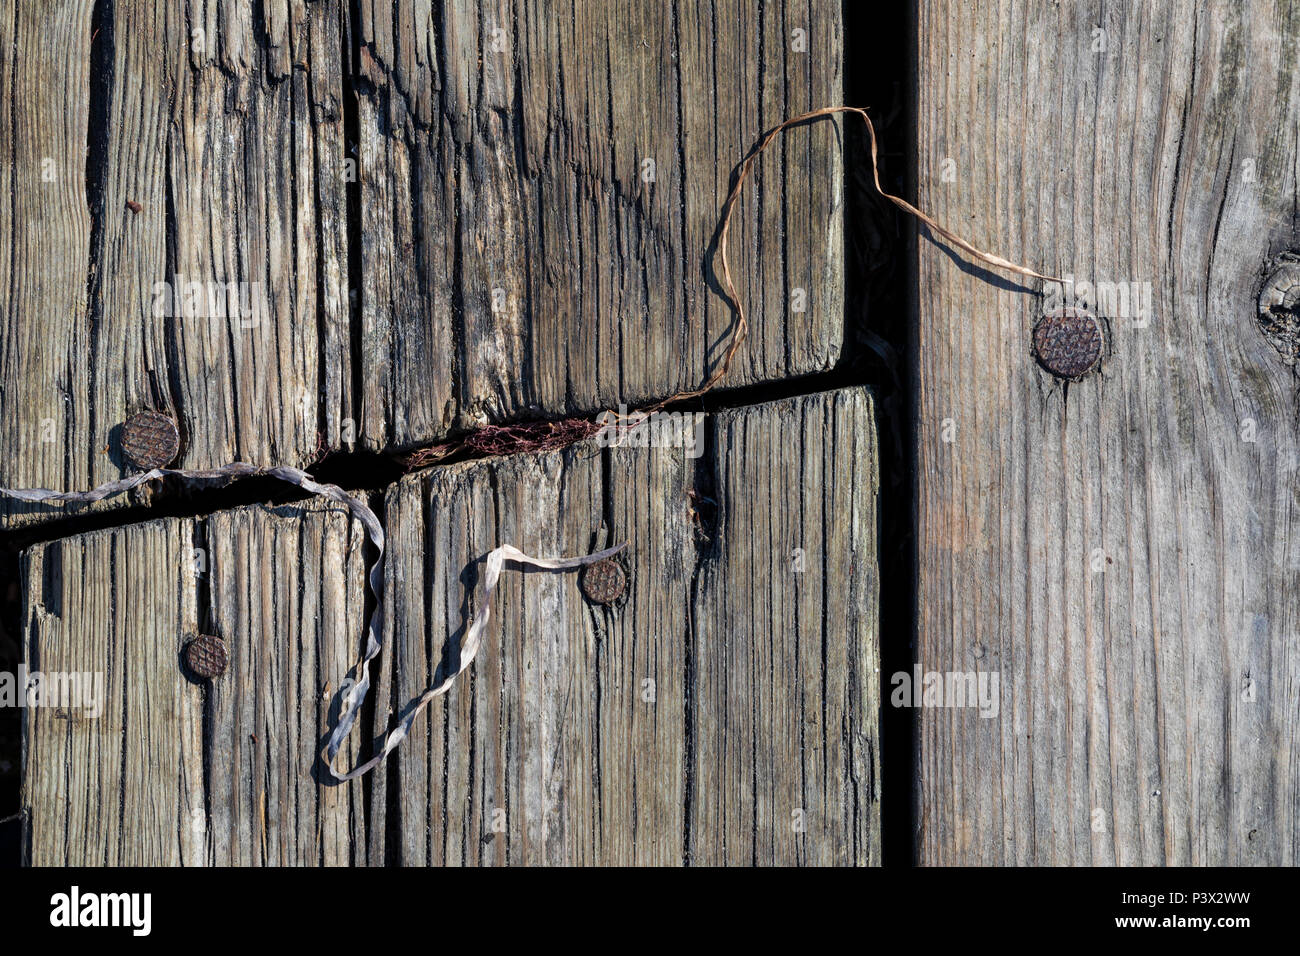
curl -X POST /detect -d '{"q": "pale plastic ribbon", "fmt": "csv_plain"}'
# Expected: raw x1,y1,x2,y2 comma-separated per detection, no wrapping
0,464,622,782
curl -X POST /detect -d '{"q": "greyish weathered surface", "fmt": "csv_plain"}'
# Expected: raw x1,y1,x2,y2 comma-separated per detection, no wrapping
354,0,845,448
0,0,351,529
8,1,870,868
22,388,878,866
21,518,206,866
370,387,878,865
916,0,1300,864
2,0,844,531
0,0,95,526
691,386,878,864
21,500,370,865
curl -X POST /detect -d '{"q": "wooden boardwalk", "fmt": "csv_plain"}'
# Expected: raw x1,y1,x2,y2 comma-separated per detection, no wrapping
5,0,878,866
8,0,1296,869
21,391,879,865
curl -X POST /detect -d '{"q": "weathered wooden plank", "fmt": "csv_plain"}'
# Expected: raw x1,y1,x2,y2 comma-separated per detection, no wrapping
21,387,876,865
0,0,352,529
21,500,370,865
692,385,878,865
2,0,843,518
0,0,96,524
916,0,1300,864
21,518,205,866
164,0,348,467
354,0,845,450
373,386,878,865
375,443,614,865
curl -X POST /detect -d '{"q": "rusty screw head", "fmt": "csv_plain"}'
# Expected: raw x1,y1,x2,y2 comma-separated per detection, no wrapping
580,558,627,606
1257,252,1300,365
183,634,229,679
120,410,180,470
1032,308,1104,380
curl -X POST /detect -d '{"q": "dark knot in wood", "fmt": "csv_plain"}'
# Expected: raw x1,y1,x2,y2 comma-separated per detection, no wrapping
1258,252,1300,365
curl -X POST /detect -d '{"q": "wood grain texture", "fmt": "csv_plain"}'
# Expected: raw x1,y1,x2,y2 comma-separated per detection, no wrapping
21,517,205,866
21,388,875,865
371,386,878,865
21,500,370,865
693,385,878,864
2,0,844,525
0,0,351,529
353,0,845,449
0,0,95,524
916,0,1300,864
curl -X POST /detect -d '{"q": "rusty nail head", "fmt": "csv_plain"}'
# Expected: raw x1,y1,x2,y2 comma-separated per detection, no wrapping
184,634,228,679
1032,308,1104,380
580,558,627,606
120,410,180,470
